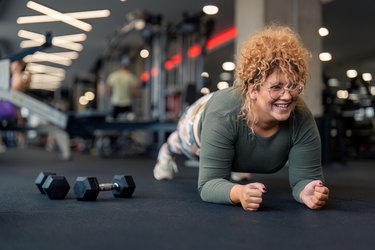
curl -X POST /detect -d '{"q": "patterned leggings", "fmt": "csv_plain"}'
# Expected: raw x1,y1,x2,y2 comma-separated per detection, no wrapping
162,93,213,160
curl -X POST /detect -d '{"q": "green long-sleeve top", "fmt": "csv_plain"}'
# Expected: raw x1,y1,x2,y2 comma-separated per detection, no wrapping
197,87,324,204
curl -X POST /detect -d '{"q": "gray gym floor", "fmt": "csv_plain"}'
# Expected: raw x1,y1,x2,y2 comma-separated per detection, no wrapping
0,147,374,250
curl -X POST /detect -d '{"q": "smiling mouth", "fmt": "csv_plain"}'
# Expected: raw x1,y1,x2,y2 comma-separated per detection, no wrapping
274,103,291,109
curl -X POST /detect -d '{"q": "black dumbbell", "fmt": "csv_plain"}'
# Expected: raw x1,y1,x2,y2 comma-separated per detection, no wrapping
35,172,56,194
34,171,70,200
73,175,136,201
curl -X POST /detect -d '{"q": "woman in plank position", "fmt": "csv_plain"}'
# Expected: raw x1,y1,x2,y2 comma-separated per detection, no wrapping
153,24,329,211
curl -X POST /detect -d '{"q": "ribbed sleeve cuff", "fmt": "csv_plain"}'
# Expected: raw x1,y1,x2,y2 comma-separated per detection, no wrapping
292,179,313,203
199,179,236,204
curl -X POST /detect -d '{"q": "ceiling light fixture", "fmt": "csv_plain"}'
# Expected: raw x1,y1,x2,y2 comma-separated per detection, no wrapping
201,72,209,78
55,33,87,42
27,63,66,76
31,52,73,61
327,78,339,87
32,73,65,82
24,52,72,66
222,61,235,71
26,1,92,31
21,40,83,51
362,73,372,82
346,69,358,78
202,5,219,15
17,10,110,24
18,30,84,51
200,87,210,95
336,90,349,99
220,72,232,81
84,91,95,101
18,29,43,40
52,41,83,51
44,51,79,60
319,52,332,61
139,49,149,58
79,96,89,105
30,81,61,90
18,29,86,43
217,81,229,90
318,27,329,37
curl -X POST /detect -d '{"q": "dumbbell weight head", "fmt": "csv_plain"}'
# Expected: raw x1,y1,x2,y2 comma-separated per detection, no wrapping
35,172,56,194
42,175,70,200
73,175,136,201
74,177,101,201
112,175,136,198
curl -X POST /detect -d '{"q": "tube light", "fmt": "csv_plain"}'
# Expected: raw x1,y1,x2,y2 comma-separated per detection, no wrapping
17,10,110,24
26,1,92,31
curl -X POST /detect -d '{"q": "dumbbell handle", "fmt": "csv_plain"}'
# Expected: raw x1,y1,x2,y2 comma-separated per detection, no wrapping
99,183,119,191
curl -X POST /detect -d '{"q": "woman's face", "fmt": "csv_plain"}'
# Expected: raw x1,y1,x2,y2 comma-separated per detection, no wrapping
250,71,300,125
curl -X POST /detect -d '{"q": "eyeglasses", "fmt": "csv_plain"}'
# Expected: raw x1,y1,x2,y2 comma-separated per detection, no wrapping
267,83,304,100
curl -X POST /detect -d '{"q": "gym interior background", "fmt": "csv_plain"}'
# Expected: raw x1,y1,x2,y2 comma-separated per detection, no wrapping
1,0,375,249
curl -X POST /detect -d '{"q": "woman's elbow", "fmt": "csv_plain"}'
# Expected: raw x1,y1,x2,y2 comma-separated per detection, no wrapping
197,183,208,202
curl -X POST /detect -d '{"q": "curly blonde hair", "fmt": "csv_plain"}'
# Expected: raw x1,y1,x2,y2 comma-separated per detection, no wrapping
234,24,311,127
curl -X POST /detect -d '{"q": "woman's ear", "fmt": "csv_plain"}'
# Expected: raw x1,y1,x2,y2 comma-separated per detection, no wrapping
248,85,257,100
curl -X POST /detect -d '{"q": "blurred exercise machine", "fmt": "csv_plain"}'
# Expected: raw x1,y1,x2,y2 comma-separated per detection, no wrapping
0,33,176,158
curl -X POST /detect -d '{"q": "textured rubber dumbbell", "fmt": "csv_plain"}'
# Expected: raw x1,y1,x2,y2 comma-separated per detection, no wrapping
35,171,56,194
42,175,70,199
35,171,70,199
73,175,136,201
